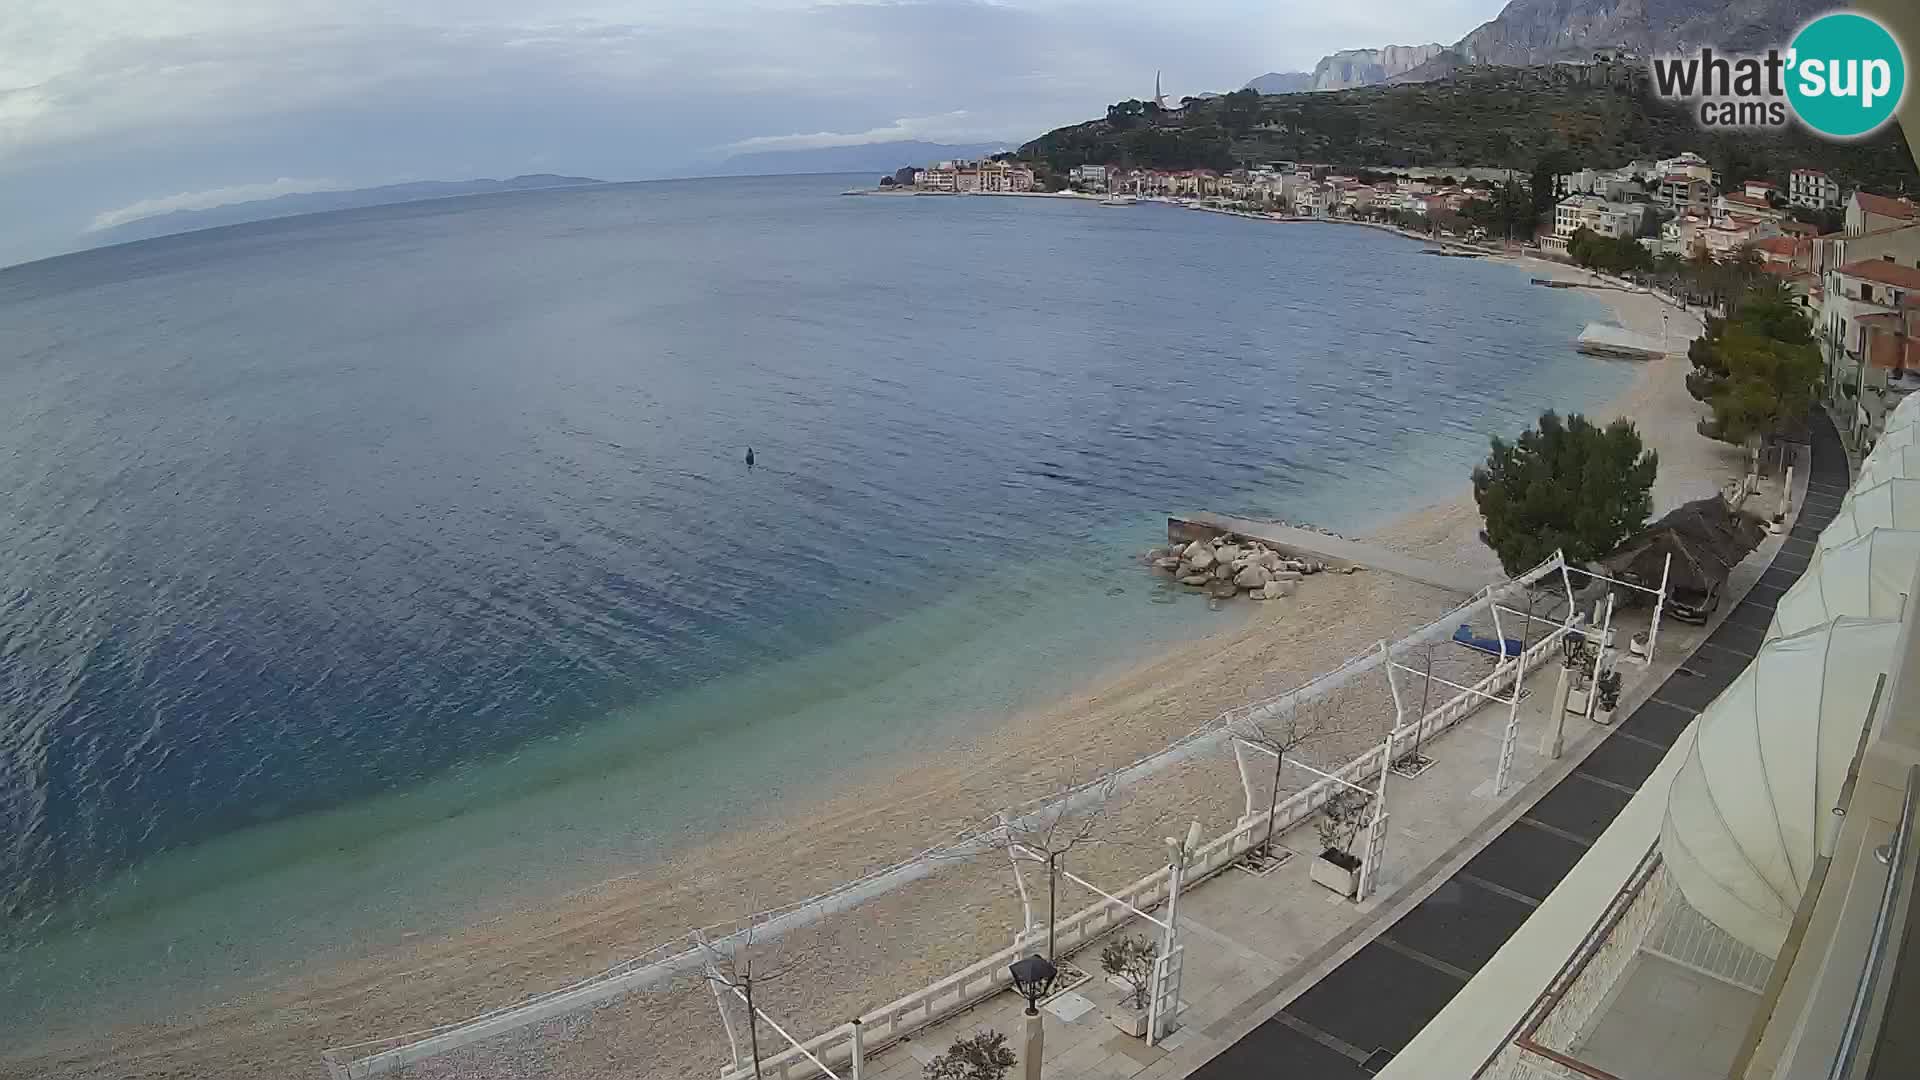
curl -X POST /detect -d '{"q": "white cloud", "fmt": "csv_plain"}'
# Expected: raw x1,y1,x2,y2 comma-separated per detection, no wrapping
87,176,343,231
720,111,1021,153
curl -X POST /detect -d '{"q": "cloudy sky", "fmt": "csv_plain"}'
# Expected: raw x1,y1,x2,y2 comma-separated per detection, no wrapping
2,0,1510,267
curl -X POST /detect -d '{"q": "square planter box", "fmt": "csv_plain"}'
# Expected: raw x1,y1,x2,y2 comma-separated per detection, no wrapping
1567,688,1590,714
1107,1005,1148,1037
1309,851,1359,899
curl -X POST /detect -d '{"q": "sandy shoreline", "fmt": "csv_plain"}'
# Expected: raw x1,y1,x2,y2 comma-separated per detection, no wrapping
2,250,1736,1080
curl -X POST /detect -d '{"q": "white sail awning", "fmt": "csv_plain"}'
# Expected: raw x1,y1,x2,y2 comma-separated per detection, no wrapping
1819,478,1920,550
1881,391,1920,434
1854,442,1920,489
1768,529,1920,639
1661,616,1901,956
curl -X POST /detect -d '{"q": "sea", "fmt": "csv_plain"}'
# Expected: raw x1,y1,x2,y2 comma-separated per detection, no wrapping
0,174,1621,1032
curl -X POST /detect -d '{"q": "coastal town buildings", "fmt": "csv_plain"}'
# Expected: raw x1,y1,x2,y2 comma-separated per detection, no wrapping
1067,164,1108,191
1847,190,1918,235
1790,167,1842,210
1658,174,1716,215
1543,193,1649,254
914,159,1033,194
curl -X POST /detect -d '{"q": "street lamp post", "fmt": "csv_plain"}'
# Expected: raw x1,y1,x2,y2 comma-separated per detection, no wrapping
1009,954,1058,1080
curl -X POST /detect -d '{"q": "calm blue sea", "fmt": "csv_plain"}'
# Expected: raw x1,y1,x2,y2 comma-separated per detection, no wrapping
0,174,1618,1023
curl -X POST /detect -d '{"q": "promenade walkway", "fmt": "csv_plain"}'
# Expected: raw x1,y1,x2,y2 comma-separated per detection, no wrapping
1187,411,1845,1078
855,418,1838,1080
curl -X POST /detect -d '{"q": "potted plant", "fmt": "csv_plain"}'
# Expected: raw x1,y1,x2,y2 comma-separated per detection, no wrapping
1562,637,1596,714
1629,631,1650,658
1309,790,1371,899
925,1030,1016,1080
1098,935,1158,1037
1594,669,1622,724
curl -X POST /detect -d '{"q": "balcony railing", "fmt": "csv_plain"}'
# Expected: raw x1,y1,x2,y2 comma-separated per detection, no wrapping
1836,764,1917,1079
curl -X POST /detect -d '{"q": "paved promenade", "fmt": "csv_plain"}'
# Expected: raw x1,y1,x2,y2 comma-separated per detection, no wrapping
850,421,1837,1080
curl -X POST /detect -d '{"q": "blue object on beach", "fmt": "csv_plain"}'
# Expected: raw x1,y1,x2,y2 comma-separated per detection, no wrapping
1453,623,1524,658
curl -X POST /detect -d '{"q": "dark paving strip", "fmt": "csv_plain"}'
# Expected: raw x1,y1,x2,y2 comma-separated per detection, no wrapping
1570,769,1642,797
1373,934,1478,982
1657,666,1742,710
1618,699,1697,747
1790,523,1824,541
1282,943,1465,1056
1721,603,1776,633
1188,1012,1371,1079
1756,566,1800,591
1772,551,1812,573
1780,537,1816,556
1607,726,1673,753
1384,878,1538,975
1708,620,1769,656
1697,638,1757,663
1517,815,1598,849
1455,870,1541,908
1463,825,1592,902
1527,773,1634,841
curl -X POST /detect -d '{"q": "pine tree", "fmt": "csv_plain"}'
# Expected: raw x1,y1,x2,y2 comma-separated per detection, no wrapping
1472,411,1659,575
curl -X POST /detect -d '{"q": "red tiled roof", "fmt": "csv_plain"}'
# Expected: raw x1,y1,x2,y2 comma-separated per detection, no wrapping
1780,222,1818,236
1753,236,1798,256
1837,258,1920,290
1792,168,1829,178
1746,181,1778,190
1856,192,1917,220
1722,192,1774,209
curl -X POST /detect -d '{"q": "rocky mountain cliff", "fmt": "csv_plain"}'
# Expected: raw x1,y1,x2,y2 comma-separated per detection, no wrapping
1254,0,1826,93
1453,0,1827,65
1244,71,1315,95
1310,45,1449,90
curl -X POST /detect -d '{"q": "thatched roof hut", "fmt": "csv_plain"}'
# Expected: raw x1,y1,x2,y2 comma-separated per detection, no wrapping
1602,497,1768,607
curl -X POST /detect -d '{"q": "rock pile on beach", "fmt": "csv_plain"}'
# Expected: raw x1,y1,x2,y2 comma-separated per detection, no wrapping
1142,534,1343,601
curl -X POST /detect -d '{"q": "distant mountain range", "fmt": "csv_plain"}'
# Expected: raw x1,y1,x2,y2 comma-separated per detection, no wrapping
702,140,1011,178
1245,0,1827,94
91,174,603,247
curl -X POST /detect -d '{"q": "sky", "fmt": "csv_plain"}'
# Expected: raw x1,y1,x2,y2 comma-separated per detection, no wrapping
1,0,1511,268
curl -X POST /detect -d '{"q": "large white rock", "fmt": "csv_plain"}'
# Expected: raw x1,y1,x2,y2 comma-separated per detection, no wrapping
1212,562,1236,581
1184,543,1215,571
1179,574,1211,587
1262,580,1296,600
1214,545,1242,564
1154,557,1181,571
1235,565,1272,589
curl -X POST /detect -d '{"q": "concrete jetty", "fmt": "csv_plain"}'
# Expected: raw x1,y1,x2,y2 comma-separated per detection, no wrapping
1168,512,1497,595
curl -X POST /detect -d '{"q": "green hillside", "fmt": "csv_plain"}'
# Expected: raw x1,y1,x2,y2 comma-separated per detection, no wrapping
1019,68,1917,195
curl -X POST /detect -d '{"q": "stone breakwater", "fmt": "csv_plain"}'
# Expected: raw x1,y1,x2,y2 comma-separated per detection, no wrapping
1142,532,1349,602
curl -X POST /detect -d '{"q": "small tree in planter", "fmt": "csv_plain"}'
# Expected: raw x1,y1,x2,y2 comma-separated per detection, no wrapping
1562,637,1598,714
1309,789,1372,899
1594,669,1623,724
925,1030,1017,1080
1098,935,1158,1036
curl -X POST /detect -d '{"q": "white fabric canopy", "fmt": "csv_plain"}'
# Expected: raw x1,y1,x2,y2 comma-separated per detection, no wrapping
1662,616,1902,956
1819,478,1920,550
1854,442,1920,489
1867,419,1920,453
1881,391,1920,434
1769,529,1920,639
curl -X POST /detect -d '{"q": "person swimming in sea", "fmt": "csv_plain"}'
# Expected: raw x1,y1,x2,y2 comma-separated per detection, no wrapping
745,446,755,468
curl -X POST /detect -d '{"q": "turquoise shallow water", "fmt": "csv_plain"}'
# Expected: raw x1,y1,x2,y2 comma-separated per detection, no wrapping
0,175,1622,1025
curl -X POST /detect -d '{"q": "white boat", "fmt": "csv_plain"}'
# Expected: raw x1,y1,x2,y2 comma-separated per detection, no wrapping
1100,194,1138,206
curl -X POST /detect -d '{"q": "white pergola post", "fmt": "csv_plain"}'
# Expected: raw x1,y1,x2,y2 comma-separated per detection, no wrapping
1231,738,1257,820
1585,594,1615,722
850,1019,864,1080
695,931,745,1073
1358,728,1394,900
1647,552,1672,664
1006,837,1037,951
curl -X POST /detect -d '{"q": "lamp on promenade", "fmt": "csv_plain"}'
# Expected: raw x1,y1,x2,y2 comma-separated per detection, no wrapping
1009,953,1058,1080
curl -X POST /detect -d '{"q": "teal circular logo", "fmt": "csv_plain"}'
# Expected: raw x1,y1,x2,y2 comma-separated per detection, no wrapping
1787,13,1907,139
